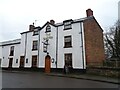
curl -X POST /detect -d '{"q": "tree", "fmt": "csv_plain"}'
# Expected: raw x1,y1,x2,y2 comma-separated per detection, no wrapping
104,20,120,60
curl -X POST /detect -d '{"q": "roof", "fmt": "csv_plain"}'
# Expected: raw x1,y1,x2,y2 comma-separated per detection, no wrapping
21,26,41,34
0,39,21,46
20,17,88,34
20,16,103,34
56,17,87,26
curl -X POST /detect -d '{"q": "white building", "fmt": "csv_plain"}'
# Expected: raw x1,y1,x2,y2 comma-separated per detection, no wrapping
0,9,105,72
119,1,120,20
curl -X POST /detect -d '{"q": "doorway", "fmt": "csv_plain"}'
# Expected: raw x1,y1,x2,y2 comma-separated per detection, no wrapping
9,58,13,68
32,55,37,68
20,56,25,68
45,55,51,73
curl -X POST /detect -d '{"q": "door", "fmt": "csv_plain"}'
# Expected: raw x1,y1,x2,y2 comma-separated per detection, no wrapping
9,58,13,68
32,55,37,68
20,56,25,68
45,55,51,73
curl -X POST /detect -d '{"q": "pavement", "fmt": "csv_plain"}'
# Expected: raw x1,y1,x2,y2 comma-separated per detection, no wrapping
45,72,120,85
1,69,120,85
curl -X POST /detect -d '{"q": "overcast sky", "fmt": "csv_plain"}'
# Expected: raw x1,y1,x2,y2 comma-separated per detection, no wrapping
0,0,119,42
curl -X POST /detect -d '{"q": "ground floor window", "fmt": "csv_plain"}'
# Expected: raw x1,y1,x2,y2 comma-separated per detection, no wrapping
64,53,72,67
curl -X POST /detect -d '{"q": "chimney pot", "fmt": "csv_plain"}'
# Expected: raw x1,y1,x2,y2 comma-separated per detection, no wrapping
29,25,35,31
50,19,55,24
86,8,93,17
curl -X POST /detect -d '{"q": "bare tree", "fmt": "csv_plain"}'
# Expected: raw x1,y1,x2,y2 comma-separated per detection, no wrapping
104,20,120,60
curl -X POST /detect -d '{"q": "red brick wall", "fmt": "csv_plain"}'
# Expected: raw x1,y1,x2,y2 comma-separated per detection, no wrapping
83,17,105,66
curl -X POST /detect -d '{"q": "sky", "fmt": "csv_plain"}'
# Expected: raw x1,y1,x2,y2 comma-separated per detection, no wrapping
0,0,119,42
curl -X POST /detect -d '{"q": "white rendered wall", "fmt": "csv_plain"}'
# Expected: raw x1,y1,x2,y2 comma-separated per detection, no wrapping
39,24,57,68
20,32,39,68
0,21,86,69
20,34,26,56
1,45,9,67
12,44,21,68
1,43,21,68
57,22,86,69
24,32,32,67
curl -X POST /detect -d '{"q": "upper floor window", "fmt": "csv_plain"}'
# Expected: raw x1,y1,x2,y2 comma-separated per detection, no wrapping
9,46,14,56
63,19,72,30
64,36,72,48
46,24,51,33
32,41,38,50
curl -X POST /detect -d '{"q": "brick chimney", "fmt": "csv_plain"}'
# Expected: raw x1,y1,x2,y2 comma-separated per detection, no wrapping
86,8,93,17
50,19,55,25
29,24,35,31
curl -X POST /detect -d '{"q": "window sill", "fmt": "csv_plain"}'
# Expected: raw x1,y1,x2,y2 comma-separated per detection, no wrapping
64,27,72,30
9,55,14,56
33,34,38,36
32,49,38,51
64,46,72,48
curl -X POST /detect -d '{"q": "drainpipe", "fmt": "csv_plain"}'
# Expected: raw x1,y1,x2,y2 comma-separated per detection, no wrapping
56,26,58,68
24,33,27,59
38,28,40,68
80,22,84,69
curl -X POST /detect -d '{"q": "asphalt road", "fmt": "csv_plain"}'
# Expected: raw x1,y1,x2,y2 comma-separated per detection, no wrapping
1,71,119,88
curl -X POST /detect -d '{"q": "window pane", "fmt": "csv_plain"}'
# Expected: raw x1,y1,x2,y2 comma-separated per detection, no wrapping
11,46,14,51
64,21,72,30
64,25,71,29
64,36,72,48
32,41,38,50
33,31,38,35
46,25,51,32
64,22,71,25
65,37,71,42
64,53,72,67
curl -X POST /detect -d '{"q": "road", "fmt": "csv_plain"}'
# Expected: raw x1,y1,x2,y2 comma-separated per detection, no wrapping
1,71,119,88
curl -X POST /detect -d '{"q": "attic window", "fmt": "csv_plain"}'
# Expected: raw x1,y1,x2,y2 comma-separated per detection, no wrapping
46,24,51,33
33,30,38,35
63,20,72,30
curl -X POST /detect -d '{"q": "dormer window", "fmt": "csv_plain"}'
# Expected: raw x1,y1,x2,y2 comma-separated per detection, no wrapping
46,24,51,33
63,19,73,30
33,30,38,35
